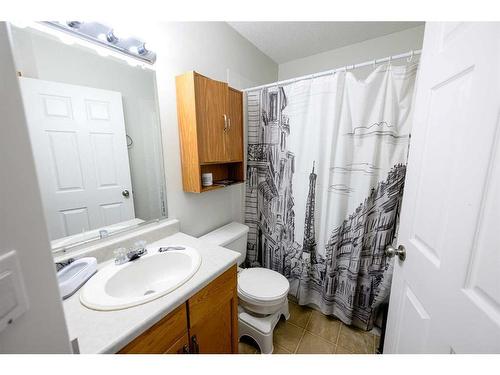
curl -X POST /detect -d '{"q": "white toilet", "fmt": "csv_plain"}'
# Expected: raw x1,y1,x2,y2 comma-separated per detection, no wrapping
199,222,290,354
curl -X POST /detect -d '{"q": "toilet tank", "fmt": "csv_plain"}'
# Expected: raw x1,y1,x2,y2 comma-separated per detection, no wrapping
199,222,249,265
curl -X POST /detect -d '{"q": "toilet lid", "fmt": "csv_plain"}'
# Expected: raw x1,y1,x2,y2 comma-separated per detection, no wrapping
238,268,289,302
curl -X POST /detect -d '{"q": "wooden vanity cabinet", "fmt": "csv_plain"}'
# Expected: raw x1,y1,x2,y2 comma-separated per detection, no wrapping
175,71,245,193
117,265,238,354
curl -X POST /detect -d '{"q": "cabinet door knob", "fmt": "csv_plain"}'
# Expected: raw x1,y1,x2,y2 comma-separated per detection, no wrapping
223,114,228,132
191,335,200,354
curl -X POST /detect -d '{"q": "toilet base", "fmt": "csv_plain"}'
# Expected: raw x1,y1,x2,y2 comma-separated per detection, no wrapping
238,299,290,354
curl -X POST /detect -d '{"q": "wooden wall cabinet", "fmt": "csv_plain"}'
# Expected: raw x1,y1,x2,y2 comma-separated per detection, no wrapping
176,71,244,193
118,266,238,354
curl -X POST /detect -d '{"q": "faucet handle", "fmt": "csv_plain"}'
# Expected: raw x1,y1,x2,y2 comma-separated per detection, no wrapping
114,248,128,265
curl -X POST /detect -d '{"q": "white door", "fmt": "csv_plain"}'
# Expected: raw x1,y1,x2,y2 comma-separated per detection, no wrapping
19,78,135,240
384,22,500,353
0,22,71,353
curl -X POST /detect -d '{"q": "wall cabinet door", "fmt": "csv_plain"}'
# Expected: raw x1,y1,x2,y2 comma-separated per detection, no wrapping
176,71,245,192
225,88,244,162
194,74,228,163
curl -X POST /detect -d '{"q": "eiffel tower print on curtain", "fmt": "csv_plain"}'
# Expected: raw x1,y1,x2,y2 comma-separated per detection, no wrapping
244,61,418,330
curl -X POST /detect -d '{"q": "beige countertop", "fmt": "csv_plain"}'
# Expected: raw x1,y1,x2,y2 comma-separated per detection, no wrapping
62,232,239,354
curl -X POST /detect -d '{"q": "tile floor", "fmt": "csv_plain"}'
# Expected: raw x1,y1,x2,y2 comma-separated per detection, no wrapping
238,300,381,354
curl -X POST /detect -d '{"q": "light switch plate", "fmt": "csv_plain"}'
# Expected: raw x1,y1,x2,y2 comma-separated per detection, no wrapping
0,250,29,333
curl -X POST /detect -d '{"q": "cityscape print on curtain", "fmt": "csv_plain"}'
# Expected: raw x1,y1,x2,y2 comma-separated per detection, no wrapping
244,63,419,330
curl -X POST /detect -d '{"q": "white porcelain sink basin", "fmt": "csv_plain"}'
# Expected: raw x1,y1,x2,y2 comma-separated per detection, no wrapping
80,246,201,311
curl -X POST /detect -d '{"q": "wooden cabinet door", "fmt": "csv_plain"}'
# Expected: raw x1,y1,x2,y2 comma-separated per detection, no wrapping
194,73,228,163
164,333,190,354
225,88,244,162
188,266,238,354
118,304,188,354
189,299,234,354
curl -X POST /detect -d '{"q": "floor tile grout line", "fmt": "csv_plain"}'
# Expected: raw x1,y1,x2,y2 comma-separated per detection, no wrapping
302,310,343,347
277,344,292,354
294,327,307,354
336,323,342,346
300,329,338,352
285,311,312,330
293,310,313,353
286,320,307,329
303,324,341,346
304,310,313,328
280,301,376,355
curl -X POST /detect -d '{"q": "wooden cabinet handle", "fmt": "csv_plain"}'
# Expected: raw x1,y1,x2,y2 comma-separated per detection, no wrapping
191,335,200,354
223,114,228,132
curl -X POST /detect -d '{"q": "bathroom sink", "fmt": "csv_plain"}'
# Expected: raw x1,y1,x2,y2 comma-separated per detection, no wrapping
80,247,201,311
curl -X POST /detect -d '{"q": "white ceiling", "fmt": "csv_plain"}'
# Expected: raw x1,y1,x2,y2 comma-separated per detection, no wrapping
227,22,424,64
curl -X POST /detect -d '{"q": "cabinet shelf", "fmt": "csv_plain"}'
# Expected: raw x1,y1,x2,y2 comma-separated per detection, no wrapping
200,181,244,193
176,71,245,193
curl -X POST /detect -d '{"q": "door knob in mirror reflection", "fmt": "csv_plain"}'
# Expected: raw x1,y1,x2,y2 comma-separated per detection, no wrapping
385,244,406,261
122,190,130,198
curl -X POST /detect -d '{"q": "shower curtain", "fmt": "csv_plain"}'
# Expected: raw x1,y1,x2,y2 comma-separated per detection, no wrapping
244,62,419,330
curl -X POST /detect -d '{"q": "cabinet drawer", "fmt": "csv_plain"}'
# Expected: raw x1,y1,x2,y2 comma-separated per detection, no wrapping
188,265,237,328
118,304,188,354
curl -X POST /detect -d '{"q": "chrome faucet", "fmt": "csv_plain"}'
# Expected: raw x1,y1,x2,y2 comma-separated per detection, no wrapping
126,247,148,262
114,240,148,265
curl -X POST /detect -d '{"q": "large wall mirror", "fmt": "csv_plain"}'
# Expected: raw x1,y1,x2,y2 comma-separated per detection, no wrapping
9,23,168,252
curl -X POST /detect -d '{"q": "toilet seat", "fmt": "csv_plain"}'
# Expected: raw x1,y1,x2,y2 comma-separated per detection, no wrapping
237,268,289,315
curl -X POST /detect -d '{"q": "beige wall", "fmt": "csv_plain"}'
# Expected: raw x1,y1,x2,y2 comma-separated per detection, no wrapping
278,26,425,80
143,22,278,237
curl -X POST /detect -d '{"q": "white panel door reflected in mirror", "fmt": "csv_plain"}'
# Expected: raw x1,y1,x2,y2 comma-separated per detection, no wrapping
9,23,167,252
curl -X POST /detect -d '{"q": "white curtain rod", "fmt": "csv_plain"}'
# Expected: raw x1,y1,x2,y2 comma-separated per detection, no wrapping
243,49,422,92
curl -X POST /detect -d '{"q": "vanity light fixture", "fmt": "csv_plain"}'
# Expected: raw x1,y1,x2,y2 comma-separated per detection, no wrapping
42,21,157,64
